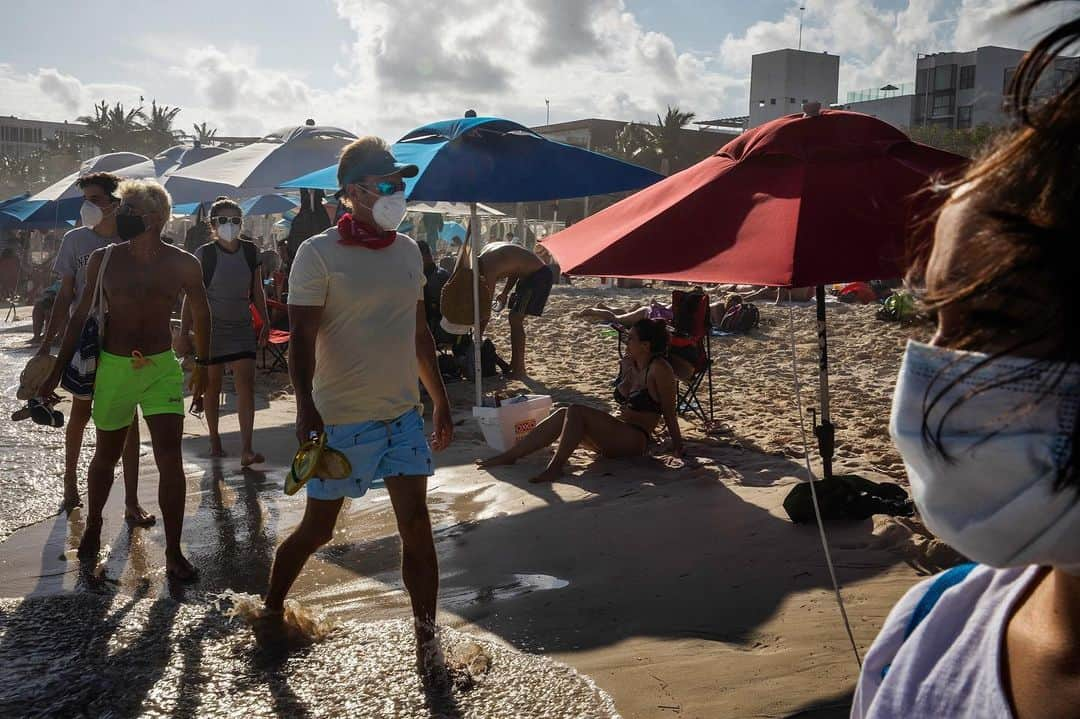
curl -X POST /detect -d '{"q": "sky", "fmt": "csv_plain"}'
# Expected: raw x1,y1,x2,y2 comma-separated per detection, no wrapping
0,0,1068,141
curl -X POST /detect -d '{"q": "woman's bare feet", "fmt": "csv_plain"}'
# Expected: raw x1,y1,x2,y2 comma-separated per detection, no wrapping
124,503,157,527
209,437,226,458
241,451,265,467
529,466,563,484
166,551,198,582
476,453,516,469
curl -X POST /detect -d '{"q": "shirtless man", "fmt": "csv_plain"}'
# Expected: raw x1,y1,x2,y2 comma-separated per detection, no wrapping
35,172,148,521
40,179,210,581
478,242,554,376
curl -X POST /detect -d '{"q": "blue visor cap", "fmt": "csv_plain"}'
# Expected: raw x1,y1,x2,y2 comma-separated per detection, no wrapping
340,148,419,187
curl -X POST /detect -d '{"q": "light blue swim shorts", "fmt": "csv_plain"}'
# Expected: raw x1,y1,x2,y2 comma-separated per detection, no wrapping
305,409,433,501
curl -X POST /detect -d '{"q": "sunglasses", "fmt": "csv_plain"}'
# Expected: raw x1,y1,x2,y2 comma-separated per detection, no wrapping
358,180,405,197
211,216,242,226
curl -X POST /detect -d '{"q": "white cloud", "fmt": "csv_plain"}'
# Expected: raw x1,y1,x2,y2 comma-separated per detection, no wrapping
0,1,1073,141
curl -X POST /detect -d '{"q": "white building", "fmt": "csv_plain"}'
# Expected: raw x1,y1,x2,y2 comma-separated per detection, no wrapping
748,49,840,128
912,45,1077,129
840,83,916,130
0,116,90,159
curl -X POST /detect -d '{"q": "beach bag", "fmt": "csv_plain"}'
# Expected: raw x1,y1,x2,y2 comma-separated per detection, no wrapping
782,474,914,524
838,281,877,304
62,245,114,398
719,302,760,333
876,291,917,323
440,236,492,328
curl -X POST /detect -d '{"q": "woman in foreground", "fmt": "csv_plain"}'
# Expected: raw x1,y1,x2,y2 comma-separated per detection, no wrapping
479,319,683,483
853,4,1080,717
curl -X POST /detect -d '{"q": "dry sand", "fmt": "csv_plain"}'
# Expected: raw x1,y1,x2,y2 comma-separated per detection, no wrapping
0,283,957,718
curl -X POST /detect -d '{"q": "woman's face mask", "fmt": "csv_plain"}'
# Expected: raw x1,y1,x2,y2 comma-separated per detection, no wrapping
889,340,1080,573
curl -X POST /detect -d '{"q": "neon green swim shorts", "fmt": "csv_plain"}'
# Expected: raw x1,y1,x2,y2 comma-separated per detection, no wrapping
92,350,184,431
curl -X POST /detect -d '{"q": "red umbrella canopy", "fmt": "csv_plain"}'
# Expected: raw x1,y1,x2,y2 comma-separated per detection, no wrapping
544,110,967,287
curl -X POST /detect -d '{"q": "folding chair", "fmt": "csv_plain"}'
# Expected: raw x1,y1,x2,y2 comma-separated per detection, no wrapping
253,302,290,372
668,289,714,425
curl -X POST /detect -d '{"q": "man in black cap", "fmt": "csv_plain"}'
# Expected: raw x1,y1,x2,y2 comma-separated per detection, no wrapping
264,136,453,679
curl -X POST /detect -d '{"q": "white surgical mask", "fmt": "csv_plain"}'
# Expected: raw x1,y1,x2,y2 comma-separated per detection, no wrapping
80,200,103,228
371,191,407,232
889,340,1080,573
217,223,239,242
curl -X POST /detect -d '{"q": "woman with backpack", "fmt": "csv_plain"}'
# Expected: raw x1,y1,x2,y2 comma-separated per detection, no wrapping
478,319,683,483
176,197,269,466
853,4,1080,716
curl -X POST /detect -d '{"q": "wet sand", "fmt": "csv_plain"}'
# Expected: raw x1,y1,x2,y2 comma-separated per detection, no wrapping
0,287,950,718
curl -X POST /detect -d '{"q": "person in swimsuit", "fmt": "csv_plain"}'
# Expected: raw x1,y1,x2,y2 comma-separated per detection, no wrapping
478,318,684,483
477,241,554,377
40,178,211,581
176,196,269,466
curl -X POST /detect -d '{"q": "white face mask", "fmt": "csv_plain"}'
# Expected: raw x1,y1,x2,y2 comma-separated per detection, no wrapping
217,223,239,242
80,200,104,229
371,191,407,232
889,340,1080,573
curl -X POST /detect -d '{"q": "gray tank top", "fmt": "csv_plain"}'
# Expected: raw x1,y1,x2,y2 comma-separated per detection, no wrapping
202,242,256,324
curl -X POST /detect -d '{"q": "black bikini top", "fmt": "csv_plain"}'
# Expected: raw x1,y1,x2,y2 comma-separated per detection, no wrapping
613,357,663,414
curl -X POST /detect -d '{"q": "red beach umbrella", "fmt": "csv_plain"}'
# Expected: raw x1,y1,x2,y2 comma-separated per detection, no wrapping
545,108,967,478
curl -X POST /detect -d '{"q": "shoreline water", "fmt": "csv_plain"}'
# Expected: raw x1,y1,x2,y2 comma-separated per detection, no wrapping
0,288,945,717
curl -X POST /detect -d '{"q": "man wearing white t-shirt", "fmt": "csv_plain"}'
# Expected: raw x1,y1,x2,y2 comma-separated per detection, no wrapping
264,137,453,678
35,172,149,523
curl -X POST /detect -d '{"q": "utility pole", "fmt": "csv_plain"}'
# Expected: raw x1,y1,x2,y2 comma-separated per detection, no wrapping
798,4,806,51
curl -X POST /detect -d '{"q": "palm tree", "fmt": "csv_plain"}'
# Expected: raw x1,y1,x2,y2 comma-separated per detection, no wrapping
76,101,146,153
191,121,218,145
141,100,182,155
600,122,656,169
646,105,696,175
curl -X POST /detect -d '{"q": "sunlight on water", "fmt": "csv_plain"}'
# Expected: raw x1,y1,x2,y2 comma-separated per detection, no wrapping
0,592,621,718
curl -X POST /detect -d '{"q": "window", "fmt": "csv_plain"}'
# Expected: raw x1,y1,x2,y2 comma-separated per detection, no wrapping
789,97,796,103
770,98,776,105
957,105,973,129
933,64,955,91
931,92,955,117
916,68,929,95
802,99,808,103
1004,67,1016,93
959,65,975,89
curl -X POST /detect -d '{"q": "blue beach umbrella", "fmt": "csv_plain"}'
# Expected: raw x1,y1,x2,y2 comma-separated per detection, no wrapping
239,193,300,216
280,116,662,202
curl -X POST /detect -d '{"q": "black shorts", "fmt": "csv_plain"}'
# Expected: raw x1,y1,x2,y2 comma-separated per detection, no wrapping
509,266,554,317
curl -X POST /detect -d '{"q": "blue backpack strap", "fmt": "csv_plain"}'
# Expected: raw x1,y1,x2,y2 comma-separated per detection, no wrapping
881,563,977,679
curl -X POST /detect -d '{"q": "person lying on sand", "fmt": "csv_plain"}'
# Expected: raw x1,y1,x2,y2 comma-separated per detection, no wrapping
478,319,683,483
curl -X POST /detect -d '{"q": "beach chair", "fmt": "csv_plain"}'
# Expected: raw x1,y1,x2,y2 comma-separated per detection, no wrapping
668,289,714,425
253,302,291,372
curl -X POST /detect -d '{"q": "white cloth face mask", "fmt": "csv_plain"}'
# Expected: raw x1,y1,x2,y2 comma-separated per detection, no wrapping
890,340,1080,573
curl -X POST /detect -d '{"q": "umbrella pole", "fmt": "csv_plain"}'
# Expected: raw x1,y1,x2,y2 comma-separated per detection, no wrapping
471,202,483,408
814,285,835,480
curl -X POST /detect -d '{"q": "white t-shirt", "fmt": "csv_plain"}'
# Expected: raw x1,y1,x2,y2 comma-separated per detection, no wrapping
288,227,424,425
853,564,1041,719
53,227,113,314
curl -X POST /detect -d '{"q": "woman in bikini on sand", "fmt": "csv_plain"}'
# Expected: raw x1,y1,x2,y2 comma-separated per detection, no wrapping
478,318,684,483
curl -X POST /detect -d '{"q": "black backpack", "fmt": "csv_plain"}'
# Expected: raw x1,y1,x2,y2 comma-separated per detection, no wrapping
198,240,259,289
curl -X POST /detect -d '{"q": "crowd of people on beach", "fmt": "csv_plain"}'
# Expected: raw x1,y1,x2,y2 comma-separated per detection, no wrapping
9,2,1079,710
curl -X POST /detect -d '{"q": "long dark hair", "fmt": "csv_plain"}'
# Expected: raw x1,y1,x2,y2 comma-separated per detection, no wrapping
632,318,670,356
911,1,1080,491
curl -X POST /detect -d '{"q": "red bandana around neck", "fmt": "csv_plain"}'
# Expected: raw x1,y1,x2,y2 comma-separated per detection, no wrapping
336,213,396,249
